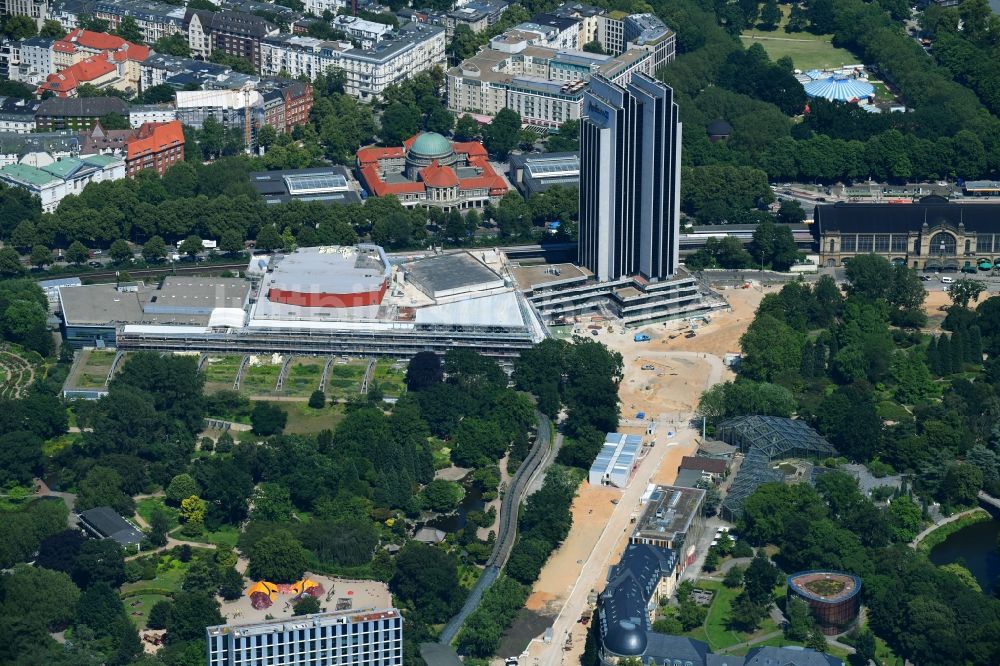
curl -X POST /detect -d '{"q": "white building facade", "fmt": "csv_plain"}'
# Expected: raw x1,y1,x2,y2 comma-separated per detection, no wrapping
0,153,125,212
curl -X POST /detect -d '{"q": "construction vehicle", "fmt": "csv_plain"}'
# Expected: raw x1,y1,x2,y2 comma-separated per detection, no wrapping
634,333,651,342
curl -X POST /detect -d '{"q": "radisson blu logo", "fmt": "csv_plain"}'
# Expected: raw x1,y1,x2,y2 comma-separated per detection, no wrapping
587,102,609,124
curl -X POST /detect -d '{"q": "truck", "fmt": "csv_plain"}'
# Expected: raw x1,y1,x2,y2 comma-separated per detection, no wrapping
634,333,651,342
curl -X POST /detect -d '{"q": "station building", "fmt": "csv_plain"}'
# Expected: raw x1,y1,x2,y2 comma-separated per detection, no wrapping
813,195,1000,271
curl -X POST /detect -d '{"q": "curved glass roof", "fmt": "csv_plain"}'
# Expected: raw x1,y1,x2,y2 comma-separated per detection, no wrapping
804,76,874,102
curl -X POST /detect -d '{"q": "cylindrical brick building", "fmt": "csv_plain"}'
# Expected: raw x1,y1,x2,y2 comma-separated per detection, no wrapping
787,570,862,636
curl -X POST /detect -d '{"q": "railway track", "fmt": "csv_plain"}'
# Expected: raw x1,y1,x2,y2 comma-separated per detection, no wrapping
438,412,554,646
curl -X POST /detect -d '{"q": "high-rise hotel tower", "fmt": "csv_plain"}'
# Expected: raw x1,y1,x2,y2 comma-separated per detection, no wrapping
578,73,681,282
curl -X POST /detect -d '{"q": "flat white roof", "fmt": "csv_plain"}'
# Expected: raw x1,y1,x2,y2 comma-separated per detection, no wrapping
414,292,526,327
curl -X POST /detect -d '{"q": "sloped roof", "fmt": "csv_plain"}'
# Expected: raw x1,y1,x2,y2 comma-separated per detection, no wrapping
126,120,184,160
78,506,144,545
38,55,118,95
421,161,459,188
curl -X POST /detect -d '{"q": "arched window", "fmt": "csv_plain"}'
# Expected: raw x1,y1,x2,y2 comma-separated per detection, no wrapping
828,239,835,253
930,232,956,256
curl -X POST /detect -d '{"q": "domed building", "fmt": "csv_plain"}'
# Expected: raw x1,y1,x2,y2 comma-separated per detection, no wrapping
356,132,508,210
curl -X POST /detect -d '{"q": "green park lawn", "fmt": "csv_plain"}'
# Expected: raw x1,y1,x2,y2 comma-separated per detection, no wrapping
66,349,118,390
240,362,282,395
202,355,243,393
325,360,368,401
122,593,171,630
136,497,178,530
280,358,326,397
740,6,859,71
372,359,407,397
170,523,240,548
684,579,780,651
278,401,346,435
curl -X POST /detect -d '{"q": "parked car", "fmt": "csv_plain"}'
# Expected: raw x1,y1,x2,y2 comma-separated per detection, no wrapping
88,261,102,268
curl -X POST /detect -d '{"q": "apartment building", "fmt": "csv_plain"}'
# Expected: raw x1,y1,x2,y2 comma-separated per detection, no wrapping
35,96,130,131
0,153,124,212
182,8,213,59
447,35,653,128
599,11,675,70
13,36,53,84
403,0,510,37
206,609,403,666
124,120,184,176
261,81,313,134
259,23,445,101
3,0,50,23
331,15,392,49
92,0,186,44
0,97,40,133
209,11,278,71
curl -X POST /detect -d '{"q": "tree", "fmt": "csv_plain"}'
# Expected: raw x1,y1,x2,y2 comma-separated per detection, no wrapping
99,112,130,130
108,239,132,264
115,16,143,43
142,235,166,262
247,530,308,583
950,278,986,309
308,389,326,409
390,542,463,623
751,220,799,271
147,600,172,630
76,466,134,516
72,539,125,589
940,462,982,507
218,567,244,600
453,113,480,141
0,564,79,631
784,596,813,640
35,529,87,574
220,230,244,256
166,591,223,642
298,517,379,567
730,591,767,631
148,508,171,547
166,473,200,505
849,629,877,666
179,234,202,258
292,595,321,615
405,351,443,391
380,103,421,145
152,33,190,57
179,495,207,535
420,479,464,512
483,108,522,159
10,220,36,251
1,15,37,40
739,314,803,382
582,40,606,54
0,431,43,485
0,247,24,278
743,553,780,606
251,401,287,436
255,225,282,252
39,19,66,39
759,0,781,29
723,565,745,588
66,240,89,265
251,483,293,522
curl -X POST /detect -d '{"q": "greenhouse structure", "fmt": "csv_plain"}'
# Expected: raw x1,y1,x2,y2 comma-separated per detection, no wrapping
716,416,837,519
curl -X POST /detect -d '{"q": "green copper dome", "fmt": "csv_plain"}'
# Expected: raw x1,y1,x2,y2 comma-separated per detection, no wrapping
409,132,453,158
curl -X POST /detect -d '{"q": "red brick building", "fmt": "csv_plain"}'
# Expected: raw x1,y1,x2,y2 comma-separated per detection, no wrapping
262,82,313,134
125,121,185,177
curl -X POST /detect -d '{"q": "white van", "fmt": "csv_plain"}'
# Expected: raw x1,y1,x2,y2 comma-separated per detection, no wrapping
940,276,955,284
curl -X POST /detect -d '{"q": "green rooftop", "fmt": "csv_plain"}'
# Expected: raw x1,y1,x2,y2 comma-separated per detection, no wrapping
0,163,60,188
83,154,122,168
40,157,83,179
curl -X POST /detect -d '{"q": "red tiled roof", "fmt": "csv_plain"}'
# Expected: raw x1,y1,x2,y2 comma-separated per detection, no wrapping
359,165,424,197
59,29,149,62
53,41,76,54
126,121,185,161
357,145,405,167
421,161,459,188
452,141,488,158
38,55,117,96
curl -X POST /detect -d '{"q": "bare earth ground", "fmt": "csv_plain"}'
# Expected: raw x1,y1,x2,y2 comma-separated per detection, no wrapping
509,286,773,665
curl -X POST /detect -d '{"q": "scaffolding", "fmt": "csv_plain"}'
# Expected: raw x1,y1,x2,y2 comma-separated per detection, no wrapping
717,416,836,520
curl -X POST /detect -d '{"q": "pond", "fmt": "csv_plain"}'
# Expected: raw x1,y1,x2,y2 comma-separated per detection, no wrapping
421,483,485,533
929,519,1000,594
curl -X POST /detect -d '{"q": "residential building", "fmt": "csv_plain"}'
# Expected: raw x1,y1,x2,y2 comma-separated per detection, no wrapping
447,37,653,128
261,81,313,134
515,12,581,50
630,484,705,571
0,153,125,212
404,0,509,36
0,131,79,167
35,96,130,131
139,52,259,91
183,8,214,59
250,166,362,205
331,15,392,49
259,23,445,101
551,2,605,46
3,0,50,24
508,150,579,197
813,195,1000,271
0,97,40,133
0,40,21,80
205,609,403,666
37,54,123,97
302,0,347,16
124,120,184,176
78,120,135,156
91,0,186,44
579,74,681,282
128,103,176,127
356,131,508,210
14,36,55,84
599,12,675,71
209,11,278,71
